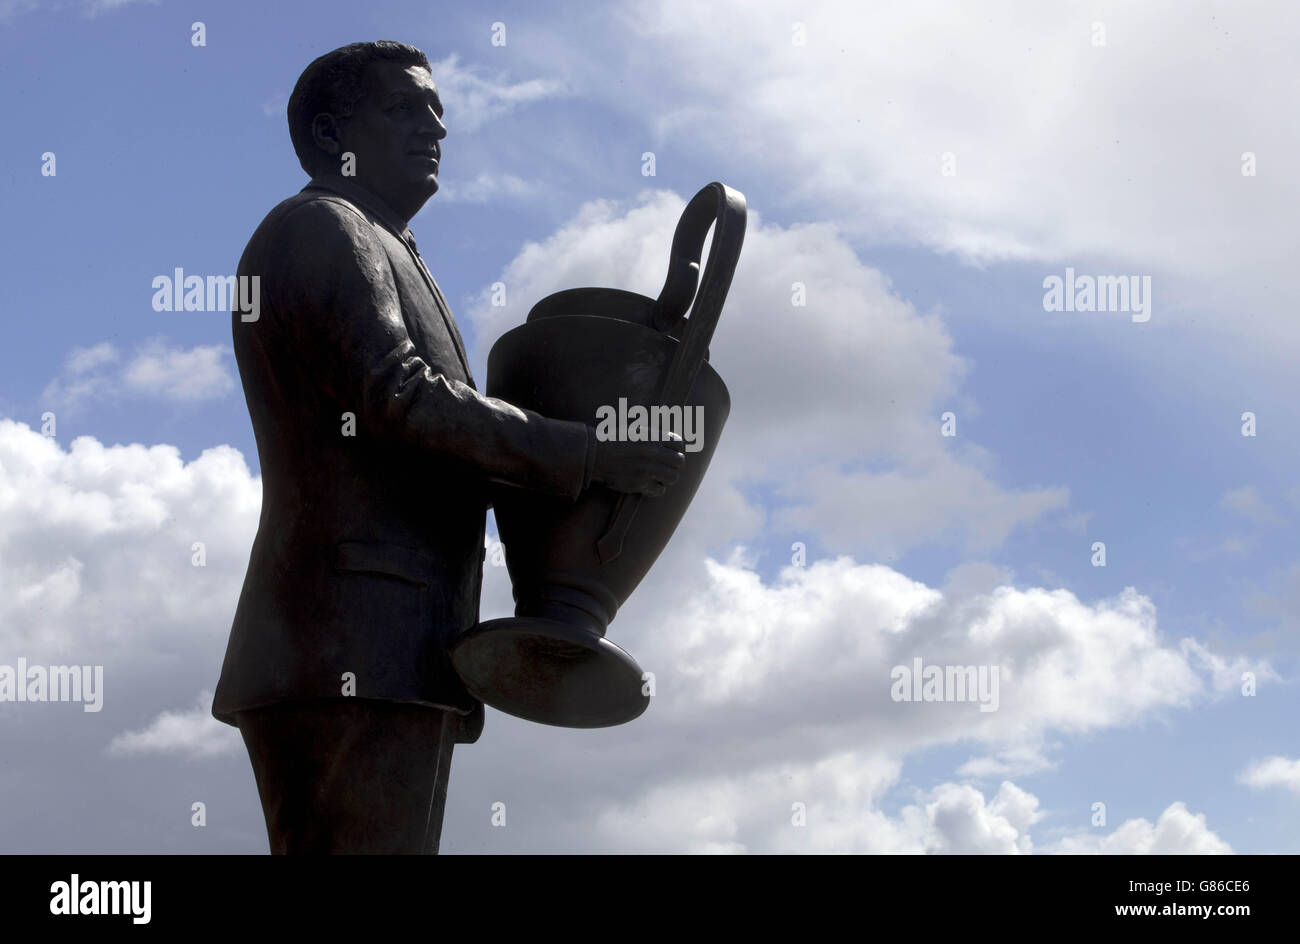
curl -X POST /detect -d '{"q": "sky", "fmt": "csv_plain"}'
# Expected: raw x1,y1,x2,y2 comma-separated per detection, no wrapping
0,0,1297,853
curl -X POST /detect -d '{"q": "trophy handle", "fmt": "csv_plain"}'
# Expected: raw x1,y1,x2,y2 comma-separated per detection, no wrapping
596,182,747,564
650,181,748,339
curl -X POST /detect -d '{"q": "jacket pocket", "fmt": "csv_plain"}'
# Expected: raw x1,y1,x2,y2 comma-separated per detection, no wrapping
334,541,434,587
324,542,439,700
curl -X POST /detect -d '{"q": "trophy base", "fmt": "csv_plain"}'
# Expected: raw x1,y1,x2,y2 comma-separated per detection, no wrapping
450,617,650,728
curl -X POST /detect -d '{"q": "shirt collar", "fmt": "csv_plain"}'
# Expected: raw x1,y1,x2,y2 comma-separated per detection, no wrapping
302,174,414,243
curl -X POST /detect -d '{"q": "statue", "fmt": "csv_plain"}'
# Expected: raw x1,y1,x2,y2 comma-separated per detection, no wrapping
210,41,687,854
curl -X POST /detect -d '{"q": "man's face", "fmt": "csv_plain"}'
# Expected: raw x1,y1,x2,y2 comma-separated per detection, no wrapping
335,60,446,219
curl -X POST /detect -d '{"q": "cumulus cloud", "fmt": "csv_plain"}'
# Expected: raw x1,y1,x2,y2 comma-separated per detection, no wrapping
923,781,1042,854
468,189,1070,558
457,535,1260,852
1052,802,1232,854
0,416,1259,852
0,419,263,849
0,420,258,658
106,690,241,759
629,553,1260,752
579,760,1223,854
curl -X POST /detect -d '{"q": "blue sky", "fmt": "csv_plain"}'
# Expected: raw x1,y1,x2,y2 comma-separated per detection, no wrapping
0,0,1296,853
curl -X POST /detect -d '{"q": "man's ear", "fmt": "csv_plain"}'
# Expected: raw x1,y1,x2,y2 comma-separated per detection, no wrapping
311,113,344,158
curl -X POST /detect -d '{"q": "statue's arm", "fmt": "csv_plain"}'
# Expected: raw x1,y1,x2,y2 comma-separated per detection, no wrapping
264,199,595,498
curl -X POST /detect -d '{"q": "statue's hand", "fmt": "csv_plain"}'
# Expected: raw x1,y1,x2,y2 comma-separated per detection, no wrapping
590,433,686,497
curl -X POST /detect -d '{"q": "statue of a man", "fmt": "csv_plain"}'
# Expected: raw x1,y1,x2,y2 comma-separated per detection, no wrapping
210,40,684,854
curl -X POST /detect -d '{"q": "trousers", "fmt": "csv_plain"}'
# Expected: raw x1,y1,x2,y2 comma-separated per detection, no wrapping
235,698,457,854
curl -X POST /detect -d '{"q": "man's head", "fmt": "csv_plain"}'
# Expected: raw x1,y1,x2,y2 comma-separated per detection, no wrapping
288,41,446,222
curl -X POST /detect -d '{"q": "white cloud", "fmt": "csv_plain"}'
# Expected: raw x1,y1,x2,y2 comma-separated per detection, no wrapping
66,342,118,374
107,690,241,759
1238,756,1300,796
0,419,258,657
923,781,1042,854
469,189,1069,557
587,752,908,854
0,419,261,848
121,339,235,401
460,533,1261,851
1052,802,1232,854
956,744,1055,780
0,416,1259,852
428,52,566,133
436,171,538,204
582,760,1223,854
42,338,235,410
1179,638,1274,696
775,457,1068,558
630,553,1258,749
42,342,121,409
498,1,1300,361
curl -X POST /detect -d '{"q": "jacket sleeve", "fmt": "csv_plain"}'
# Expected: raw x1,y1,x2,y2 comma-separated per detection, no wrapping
261,197,593,499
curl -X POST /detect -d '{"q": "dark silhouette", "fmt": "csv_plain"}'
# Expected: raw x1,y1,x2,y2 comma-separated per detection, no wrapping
211,41,682,854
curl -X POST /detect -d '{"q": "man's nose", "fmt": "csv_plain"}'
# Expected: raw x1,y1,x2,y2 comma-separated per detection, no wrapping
419,106,447,140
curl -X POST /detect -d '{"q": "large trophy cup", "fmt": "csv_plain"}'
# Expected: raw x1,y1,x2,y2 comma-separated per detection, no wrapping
451,182,746,728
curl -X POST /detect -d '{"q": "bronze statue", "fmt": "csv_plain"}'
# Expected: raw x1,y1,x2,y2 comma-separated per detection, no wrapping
210,41,685,854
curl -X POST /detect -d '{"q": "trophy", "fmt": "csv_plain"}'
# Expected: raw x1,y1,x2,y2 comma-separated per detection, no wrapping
452,182,746,727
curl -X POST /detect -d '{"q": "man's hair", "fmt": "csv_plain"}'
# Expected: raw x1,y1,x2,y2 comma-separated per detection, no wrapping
287,41,432,175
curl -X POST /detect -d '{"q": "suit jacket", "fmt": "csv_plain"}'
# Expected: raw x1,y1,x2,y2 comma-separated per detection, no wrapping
211,175,595,743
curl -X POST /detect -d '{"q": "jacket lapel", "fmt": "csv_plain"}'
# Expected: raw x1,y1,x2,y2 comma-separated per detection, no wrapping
406,246,476,389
